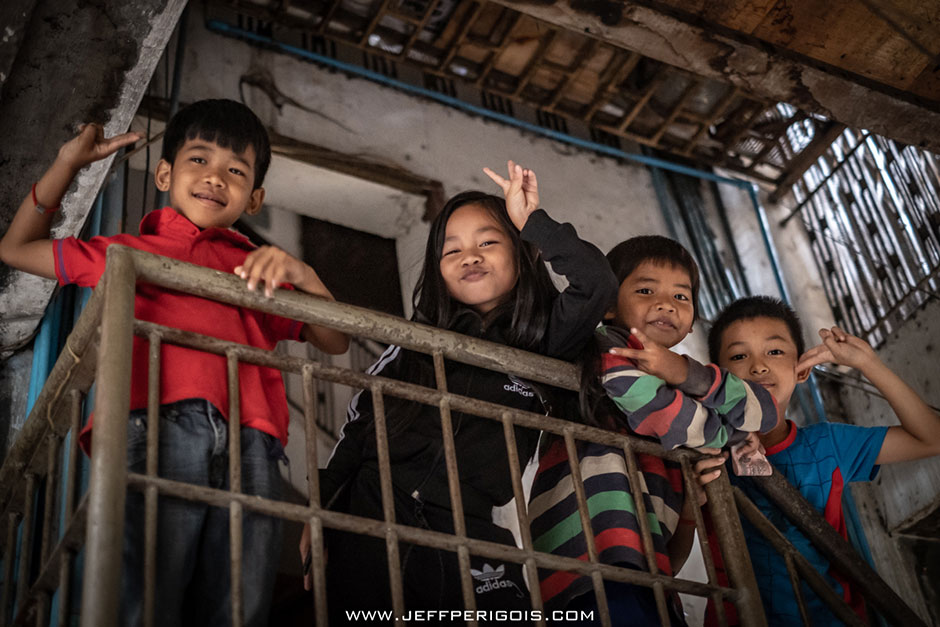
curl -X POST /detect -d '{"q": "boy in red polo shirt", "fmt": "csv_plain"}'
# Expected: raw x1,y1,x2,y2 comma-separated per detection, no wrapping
0,99,348,626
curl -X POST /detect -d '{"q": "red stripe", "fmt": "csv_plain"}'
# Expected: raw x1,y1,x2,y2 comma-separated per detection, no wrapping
635,393,683,438
540,528,673,602
698,363,722,400
537,439,569,473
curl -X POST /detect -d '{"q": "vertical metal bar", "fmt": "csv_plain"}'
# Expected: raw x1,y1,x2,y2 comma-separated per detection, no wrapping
40,437,62,567
678,456,727,626
301,366,328,627
783,553,811,626
371,386,405,621
430,351,477,620
14,473,37,617
619,442,671,625
562,430,611,627
500,412,545,627
703,473,767,627
1,513,21,627
143,331,161,627
34,591,50,627
227,351,244,627
57,390,83,627
81,248,136,627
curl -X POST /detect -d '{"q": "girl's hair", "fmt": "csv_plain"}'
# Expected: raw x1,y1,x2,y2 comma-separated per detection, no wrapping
412,190,556,352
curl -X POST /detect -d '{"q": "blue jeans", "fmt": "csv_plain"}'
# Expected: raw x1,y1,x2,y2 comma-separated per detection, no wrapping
120,399,286,627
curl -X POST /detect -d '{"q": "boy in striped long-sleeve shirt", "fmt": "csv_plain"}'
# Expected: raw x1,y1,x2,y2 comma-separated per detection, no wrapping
529,236,776,625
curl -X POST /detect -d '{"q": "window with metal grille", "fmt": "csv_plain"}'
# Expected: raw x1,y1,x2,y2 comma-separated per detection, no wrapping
787,130,940,346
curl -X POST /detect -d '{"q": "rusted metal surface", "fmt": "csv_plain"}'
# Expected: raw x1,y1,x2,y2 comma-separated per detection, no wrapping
703,473,767,627
79,247,136,627
751,471,928,627
0,245,924,626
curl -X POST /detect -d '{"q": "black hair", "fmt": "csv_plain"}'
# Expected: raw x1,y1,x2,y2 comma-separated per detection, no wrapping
412,190,555,352
707,296,805,364
161,99,271,189
578,235,701,428
606,235,701,321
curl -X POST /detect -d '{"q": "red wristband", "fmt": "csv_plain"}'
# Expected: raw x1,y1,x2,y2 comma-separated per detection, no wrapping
32,183,60,214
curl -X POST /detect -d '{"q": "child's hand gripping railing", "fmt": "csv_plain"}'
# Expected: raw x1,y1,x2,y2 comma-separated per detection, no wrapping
0,245,788,627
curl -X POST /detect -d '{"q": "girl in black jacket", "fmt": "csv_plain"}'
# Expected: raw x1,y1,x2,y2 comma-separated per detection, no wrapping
303,161,618,623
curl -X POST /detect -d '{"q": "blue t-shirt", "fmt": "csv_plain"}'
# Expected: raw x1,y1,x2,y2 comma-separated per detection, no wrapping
732,420,888,627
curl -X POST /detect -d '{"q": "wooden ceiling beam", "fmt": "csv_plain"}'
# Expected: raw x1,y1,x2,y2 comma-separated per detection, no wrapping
680,86,740,157
488,0,940,154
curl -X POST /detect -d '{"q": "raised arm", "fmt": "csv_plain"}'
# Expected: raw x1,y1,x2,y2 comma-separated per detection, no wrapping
798,326,940,464
0,124,140,278
602,325,776,449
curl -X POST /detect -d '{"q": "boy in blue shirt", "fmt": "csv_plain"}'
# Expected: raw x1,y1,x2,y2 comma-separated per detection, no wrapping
700,296,940,626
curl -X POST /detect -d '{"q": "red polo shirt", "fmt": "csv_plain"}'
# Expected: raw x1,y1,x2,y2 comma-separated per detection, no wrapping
53,208,304,450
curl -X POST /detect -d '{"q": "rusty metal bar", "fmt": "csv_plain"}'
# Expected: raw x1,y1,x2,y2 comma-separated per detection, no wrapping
227,351,244,627
301,367,328,627
80,247,136,627
56,390,83,627
733,488,865,627
703,473,767,627
431,352,477,619
0,287,103,519
14,474,37,617
562,430,611,627
14,495,89,627
1,513,20,627
124,470,728,599
370,387,405,620
620,441,671,626
127,249,578,391
39,437,62,569
750,471,926,627
678,456,727,627
316,0,343,34
783,553,812,627
143,332,161,627
500,412,545,626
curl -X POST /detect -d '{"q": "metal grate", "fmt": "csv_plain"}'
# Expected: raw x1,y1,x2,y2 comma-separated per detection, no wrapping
786,130,940,346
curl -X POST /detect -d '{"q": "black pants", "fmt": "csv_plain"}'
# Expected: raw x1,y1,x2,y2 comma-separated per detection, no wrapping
324,469,532,625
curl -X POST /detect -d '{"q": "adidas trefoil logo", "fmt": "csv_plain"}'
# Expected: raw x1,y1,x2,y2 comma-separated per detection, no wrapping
470,563,524,598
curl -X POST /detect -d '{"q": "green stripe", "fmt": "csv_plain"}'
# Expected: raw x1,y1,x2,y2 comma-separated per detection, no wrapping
717,375,746,415
612,376,665,413
533,491,663,553
703,425,729,449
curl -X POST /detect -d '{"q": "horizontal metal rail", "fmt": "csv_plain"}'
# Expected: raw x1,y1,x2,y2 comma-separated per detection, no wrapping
0,245,923,627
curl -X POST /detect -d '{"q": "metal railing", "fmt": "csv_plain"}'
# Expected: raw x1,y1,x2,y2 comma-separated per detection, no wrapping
0,246,924,627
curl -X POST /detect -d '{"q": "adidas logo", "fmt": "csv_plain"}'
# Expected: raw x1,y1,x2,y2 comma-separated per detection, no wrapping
470,563,525,598
503,380,534,397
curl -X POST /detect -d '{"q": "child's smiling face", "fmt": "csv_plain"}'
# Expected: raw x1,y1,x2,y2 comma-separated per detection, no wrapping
439,203,518,314
155,138,264,229
717,316,806,412
612,260,694,348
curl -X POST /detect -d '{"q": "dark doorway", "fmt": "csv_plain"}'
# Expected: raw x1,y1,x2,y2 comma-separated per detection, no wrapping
301,216,404,317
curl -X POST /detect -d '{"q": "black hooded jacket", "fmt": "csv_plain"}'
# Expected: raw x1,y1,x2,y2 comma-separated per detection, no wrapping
320,210,618,520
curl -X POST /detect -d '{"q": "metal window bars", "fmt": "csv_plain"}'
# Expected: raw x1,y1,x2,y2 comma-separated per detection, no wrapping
0,245,925,627
785,128,940,347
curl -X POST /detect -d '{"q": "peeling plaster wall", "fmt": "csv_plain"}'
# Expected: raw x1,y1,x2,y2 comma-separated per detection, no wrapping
0,0,187,458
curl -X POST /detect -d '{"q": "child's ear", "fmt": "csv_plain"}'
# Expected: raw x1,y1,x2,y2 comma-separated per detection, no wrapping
245,187,265,216
795,363,811,384
603,307,616,322
154,159,172,192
